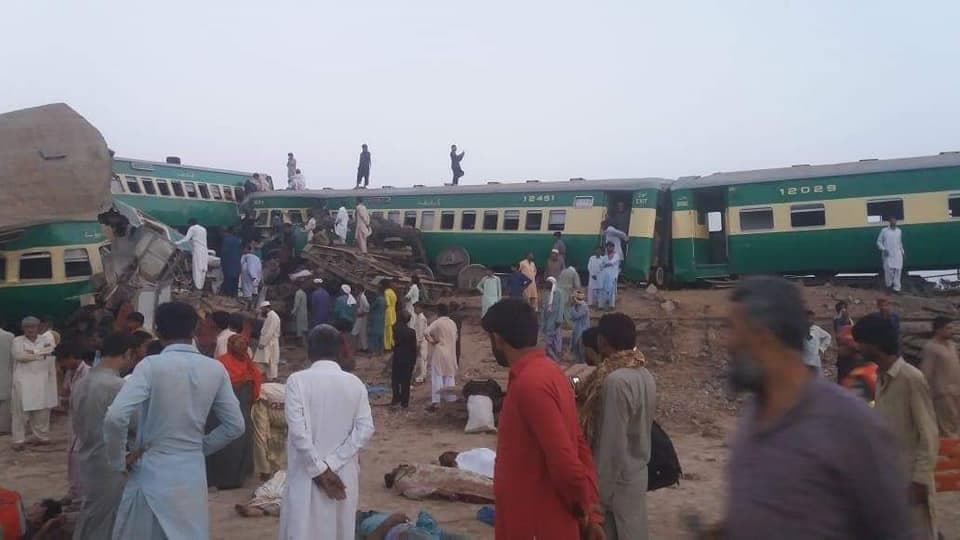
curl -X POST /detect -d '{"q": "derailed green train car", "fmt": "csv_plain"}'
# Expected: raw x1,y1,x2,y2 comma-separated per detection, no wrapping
670,153,960,283
249,177,672,282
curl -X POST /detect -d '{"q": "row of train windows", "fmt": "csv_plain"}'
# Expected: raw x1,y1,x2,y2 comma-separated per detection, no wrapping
370,209,567,232
0,249,92,282
735,199,923,232
114,176,244,202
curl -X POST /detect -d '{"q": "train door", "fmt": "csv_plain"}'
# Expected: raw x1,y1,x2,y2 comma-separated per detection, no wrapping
694,188,728,265
605,192,633,237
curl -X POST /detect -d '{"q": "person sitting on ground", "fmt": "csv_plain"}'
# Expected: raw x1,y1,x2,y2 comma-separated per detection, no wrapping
22,498,67,540
235,470,286,518
384,463,494,503
437,447,496,479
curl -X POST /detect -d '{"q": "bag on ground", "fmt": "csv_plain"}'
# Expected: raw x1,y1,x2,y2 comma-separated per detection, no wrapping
648,420,682,491
464,395,497,434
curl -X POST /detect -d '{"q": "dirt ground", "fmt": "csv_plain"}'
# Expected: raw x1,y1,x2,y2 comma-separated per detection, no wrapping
2,284,959,539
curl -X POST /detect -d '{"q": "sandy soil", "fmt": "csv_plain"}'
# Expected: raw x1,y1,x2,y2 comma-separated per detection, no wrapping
2,284,958,539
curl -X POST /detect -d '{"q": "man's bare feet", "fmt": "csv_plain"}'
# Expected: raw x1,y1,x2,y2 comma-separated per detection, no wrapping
235,504,266,518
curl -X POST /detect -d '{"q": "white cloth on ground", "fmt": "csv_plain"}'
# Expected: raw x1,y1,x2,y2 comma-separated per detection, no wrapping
455,447,496,479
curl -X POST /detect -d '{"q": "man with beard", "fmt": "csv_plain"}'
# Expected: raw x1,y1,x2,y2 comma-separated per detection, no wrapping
718,277,909,539
480,298,603,540
576,313,655,540
854,314,939,539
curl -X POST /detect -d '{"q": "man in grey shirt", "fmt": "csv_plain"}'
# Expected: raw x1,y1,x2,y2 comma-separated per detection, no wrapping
579,312,655,540
721,277,910,539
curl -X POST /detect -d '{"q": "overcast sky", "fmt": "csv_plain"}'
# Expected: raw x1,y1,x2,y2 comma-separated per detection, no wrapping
3,1,958,189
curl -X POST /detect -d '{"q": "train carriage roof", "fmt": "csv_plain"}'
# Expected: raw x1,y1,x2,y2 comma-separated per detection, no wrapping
251,176,671,201
0,103,113,230
672,152,960,190
112,156,255,183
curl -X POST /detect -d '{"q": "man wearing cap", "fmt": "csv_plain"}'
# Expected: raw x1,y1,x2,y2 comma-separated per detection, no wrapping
546,248,564,281
255,302,282,380
10,316,58,451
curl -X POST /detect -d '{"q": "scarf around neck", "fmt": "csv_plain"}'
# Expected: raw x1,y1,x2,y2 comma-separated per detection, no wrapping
576,348,646,443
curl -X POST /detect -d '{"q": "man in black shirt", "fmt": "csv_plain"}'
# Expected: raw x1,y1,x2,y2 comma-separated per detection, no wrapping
390,311,417,408
357,144,371,188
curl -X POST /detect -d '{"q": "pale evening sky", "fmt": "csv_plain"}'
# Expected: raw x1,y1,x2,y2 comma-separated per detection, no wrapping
2,1,958,189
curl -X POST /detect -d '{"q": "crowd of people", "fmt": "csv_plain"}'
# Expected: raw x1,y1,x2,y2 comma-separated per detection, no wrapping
0,204,957,539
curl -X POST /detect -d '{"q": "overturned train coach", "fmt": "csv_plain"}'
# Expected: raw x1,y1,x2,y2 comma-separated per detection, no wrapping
0,103,184,325
246,152,960,287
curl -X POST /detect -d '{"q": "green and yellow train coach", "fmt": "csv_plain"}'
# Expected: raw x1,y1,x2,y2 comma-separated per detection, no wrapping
671,152,960,283
248,178,672,282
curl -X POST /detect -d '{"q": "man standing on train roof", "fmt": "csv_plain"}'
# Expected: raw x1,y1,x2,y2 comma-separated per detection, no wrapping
176,218,209,291
287,152,297,181
290,169,306,191
357,144,371,188
355,197,372,254
450,144,465,185
877,215,905,293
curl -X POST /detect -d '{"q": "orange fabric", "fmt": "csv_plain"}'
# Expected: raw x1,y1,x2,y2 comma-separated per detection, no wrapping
842,363,878,401
0,487,25,539
218,335,262,400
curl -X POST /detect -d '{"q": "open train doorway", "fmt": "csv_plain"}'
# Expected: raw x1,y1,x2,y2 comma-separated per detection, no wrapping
604,191,633,261
695,188,728,264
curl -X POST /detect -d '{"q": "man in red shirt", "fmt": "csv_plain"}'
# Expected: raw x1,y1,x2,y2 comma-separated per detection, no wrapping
481,298,604,540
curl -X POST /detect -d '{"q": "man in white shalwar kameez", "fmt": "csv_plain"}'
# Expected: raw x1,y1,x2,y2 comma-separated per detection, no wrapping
10,317,57,450
877,216,905,293
176,218,209,290
304,212,317,243
241,246,263,301
603,221,628,261
355,197,372,254
280,324,375,540
586,246,604,306
334,206,349,245
255,301,281,380
104,302,243,540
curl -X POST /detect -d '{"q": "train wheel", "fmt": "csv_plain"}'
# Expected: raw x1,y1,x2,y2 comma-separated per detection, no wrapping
457,264,489,290
435,246,470,281
652,266,668,288
413,263,435,281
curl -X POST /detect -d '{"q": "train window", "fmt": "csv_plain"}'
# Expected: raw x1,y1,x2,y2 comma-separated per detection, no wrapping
387,211,401,224
223,186,234,201
404,211,417,227
171,181,185,197
256,211,269,226
64,248,92,278
866,199,904,223
503,210,520,230
483,210,499,230
270,210,283,226
141,178,157,195
697,211,706,226
0,255,5,282
525,210,543,231
184,182,198,198
110,175,124,194
124,176,141,194
234,187,245,202
547,210,566,231
739,208,774,231
198,184,211,199
210,185,223,200
950,196,960,218
372,211,384,220
19,251,52,281
461,211,477,230
156,180,171,196
790,203,826,228
421,211,435,231
574,196,594,209
286,211,303,225
441,211,455,230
